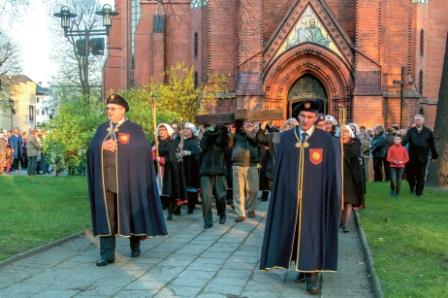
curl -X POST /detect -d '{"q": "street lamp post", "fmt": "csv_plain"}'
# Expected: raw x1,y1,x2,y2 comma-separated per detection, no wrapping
54,4,118,96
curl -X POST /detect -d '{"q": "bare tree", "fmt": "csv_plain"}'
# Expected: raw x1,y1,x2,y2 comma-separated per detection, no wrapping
0,31,21,111
48,0,106,99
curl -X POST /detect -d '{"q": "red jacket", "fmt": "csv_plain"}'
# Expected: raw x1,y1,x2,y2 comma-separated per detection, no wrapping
386,144,409,168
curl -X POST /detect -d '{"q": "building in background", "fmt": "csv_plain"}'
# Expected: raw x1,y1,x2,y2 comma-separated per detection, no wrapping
4,75,37,131
102,0,447,128
0,100,13,131
36,83,54,126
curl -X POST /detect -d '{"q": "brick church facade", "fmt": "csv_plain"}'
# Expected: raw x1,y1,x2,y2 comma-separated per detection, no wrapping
103,0,447,128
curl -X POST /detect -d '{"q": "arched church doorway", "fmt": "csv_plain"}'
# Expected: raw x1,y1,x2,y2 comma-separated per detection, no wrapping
287,74,327,117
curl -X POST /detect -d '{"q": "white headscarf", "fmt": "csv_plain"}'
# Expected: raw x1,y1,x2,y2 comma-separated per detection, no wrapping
157,123,174,136
325,115,338,126
184,122,196,131
348,123,360,137
342,125,355,138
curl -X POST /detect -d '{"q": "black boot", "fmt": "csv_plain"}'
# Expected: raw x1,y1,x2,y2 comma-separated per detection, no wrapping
167,199,175,220
305,273,321,295
130,236,141,258
187,191,197,214
260,190,269,202
97,236,116,266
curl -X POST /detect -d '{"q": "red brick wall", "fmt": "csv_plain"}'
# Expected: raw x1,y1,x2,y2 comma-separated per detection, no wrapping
353,96,384,128
135,3,156,85
164,2,192,70
103,0,448,129
262,0,296,43
103,0,130,94
380,0,412,92
191,7,208,84
416,0,448,101
324,0,356,42
207,0,238,89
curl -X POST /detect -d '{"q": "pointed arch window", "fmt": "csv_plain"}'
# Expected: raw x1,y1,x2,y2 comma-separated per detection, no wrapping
194,32,198,58
420,29,424,56
419,70,424,95
194,71,199,88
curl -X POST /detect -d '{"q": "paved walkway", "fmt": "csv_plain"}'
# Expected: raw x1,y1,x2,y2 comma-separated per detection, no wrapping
0,201,374,297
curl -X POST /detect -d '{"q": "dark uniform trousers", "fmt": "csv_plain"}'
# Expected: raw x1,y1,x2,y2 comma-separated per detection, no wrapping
406,159,428,196
200,175,227,227
101,149,140,261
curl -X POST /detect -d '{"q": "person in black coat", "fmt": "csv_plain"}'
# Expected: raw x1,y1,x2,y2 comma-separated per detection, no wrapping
340,125,364,233
87,94,167,267
371,126,387,182
402,114,438,197
154,123,187,220
181,122,201,213
199,124,229,229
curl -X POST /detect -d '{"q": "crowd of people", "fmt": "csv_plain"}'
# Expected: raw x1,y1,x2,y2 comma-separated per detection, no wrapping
148,112,438,228
1,93,439,296
0,127,51,176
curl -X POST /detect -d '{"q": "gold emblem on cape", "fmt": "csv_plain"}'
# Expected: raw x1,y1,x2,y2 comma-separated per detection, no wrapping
295,142,310,149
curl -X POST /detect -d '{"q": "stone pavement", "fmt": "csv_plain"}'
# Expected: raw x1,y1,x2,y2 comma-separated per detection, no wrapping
0,201,374,298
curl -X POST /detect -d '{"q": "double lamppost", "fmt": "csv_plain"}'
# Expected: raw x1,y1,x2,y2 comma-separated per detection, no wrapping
54,4,118,96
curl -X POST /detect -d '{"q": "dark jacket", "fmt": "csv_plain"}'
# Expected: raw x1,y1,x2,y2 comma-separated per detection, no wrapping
157,137,187,199
182,136,201,188
402,126,438,164
256,127,281,180
343,140,364,207
199,127,229,176
229,130,259,167
371,134,386,158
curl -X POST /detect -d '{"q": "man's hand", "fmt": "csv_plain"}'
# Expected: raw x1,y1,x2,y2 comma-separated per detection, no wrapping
103,140,117,152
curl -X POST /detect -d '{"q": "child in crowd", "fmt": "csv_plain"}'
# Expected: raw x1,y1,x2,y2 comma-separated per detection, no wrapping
386,134,409,198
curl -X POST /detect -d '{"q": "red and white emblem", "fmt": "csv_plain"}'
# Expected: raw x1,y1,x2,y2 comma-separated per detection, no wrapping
309,148,323,165
118,133,130,144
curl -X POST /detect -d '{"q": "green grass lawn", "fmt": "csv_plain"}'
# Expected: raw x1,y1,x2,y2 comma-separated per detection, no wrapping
359,182,448,298
0,176,90,261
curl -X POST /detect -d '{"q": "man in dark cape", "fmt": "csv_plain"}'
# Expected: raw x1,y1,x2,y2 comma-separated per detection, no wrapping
260,99,341,295
87,94,167,266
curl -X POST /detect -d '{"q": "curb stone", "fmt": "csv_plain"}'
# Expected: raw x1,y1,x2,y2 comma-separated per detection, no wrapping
0,230,86,269
354,210,385,298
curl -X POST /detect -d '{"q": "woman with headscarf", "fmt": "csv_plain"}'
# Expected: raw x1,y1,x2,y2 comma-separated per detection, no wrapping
181,122,201,213
341,125,364,233
153,123,187,220
348,123,367,197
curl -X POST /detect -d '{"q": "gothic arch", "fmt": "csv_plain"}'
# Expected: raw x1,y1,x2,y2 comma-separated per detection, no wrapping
263,43,353,119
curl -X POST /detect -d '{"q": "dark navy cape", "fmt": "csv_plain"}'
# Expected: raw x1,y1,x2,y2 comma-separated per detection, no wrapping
87,120,168,237
260,128,341,272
